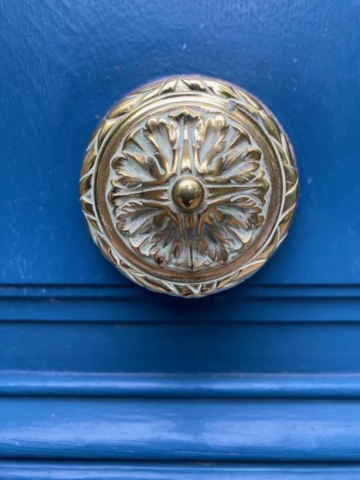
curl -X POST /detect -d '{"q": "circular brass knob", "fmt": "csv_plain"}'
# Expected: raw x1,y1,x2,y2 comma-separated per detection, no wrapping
80,75,298,297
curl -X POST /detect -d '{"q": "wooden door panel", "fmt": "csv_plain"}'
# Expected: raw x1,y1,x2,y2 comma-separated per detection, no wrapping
0,0,359,477
0,0,359,285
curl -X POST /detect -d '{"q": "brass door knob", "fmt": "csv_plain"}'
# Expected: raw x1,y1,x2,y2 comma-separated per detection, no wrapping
80,75,298,297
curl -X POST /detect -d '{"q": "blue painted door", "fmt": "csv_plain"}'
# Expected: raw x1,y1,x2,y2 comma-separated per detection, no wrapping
1,1,360,478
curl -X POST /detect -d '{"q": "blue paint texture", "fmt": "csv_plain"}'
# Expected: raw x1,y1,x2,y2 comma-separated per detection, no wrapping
0,0,359,475
0,0,359,285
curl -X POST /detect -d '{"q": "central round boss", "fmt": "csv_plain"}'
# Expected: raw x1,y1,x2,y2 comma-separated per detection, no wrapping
172,176,204,211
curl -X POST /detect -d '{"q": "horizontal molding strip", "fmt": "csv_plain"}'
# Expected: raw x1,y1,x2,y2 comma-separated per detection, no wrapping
2,321,360,373
2,462,360,479
3,372,360,399
0,283,360,300
1,396,360,461
2,285,360,298
0,285,360,321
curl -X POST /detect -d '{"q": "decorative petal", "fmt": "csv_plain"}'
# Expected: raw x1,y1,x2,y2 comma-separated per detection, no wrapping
197,223,229,264
112,153,156,188
150,225,183,267
216,201,264,230
212,147,262,183
144,118,179,173
224,125,251,150
121,129,167,178
195,213,235,266
116,202,163,236
229,172,269,205
114,200,182,267
195,116,228,170
169,109,201,125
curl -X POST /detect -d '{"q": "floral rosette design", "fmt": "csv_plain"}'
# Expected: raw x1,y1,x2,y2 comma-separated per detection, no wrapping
109,108,270,271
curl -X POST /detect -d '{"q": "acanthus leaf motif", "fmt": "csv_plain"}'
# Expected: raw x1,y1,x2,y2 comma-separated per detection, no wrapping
109,109,270,271
112,153,156,188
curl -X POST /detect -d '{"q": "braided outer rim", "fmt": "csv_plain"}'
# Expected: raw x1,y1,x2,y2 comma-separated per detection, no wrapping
79,76,298,298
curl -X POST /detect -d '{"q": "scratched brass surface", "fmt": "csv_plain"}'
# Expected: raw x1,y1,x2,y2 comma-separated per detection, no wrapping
80,76,298,297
